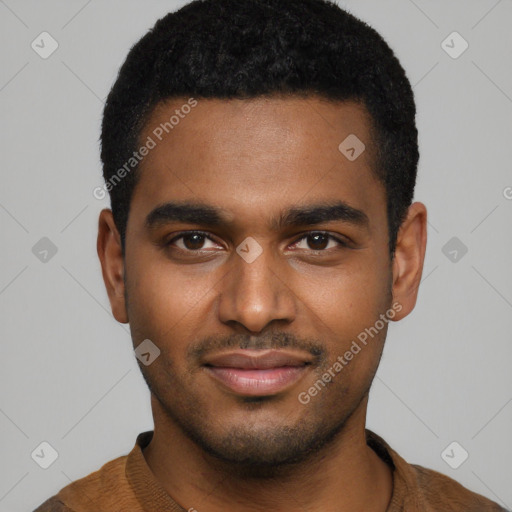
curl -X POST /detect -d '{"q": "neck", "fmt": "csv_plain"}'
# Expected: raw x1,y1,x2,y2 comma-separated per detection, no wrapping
143,395,393,512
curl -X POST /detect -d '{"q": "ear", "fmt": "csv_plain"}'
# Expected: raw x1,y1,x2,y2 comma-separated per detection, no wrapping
390,202,427,321
97,209,128,323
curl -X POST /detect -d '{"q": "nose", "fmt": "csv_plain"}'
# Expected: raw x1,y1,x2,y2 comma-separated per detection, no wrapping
217,240,297,333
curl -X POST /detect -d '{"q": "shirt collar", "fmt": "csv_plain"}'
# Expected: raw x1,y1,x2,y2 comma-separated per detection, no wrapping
126,429,411,512
125,430,186,512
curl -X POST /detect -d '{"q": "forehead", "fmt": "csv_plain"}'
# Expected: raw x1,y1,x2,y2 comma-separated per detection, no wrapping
130,96,386,233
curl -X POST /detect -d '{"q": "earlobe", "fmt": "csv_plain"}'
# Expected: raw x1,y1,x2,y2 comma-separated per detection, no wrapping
97,209,129,324
390,202,428,322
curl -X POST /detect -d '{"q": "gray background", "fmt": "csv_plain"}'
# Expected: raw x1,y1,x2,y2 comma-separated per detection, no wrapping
1,0,511,510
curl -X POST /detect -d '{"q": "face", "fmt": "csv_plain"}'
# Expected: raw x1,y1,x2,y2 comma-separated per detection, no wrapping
98,95,426,469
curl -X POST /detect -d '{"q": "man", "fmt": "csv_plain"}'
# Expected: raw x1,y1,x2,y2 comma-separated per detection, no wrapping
34,0,506,510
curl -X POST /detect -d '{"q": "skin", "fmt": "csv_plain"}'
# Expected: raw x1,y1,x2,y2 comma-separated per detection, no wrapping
97,96,427,512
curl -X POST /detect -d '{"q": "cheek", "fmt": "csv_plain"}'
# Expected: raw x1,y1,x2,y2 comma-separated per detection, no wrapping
125,249,217,344
296,254,390,337
295,253,391,386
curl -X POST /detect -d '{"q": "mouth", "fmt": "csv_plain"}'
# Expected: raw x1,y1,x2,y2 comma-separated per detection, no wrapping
202,349,313,397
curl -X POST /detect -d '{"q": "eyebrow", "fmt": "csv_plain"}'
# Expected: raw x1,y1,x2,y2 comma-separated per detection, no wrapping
145,200,370,232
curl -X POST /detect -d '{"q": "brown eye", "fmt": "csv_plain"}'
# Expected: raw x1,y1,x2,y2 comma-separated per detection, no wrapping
291,232,347,251
166,231,221,252
306,233,329,250
181,233,207,250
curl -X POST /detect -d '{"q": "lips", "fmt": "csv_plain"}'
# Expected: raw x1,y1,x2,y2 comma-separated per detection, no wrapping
202,349,312,396
203,350,312,369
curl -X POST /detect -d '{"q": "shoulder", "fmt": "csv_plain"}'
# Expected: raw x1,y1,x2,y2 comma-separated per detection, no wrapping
365,430,507,512
410,463,507,511
32,454,130,512
32,496,74,511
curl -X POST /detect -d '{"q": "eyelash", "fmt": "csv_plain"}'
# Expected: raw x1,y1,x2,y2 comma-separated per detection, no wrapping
164,230,349,253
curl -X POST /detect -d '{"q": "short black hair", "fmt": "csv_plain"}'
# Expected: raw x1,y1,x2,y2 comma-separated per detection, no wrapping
100,0,418,258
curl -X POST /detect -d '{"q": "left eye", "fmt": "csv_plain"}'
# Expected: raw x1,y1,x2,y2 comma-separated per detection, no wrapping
290,232,347,251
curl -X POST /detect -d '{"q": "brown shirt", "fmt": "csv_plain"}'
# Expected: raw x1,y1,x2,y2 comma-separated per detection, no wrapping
33,429,506,512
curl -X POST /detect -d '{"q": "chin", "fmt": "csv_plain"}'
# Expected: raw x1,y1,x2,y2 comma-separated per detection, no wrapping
183,415,348,475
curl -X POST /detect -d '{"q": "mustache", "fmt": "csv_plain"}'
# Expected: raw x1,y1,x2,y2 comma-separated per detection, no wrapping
187,331,326,365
